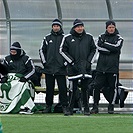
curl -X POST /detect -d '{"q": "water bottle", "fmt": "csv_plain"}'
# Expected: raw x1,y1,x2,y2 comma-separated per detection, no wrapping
0,122,3,133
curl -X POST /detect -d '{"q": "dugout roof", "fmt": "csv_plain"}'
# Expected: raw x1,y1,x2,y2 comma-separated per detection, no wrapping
0,0,132,69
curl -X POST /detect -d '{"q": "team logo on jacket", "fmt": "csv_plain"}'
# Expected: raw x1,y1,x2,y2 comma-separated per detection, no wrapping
71,39,75,42
49,40,53,43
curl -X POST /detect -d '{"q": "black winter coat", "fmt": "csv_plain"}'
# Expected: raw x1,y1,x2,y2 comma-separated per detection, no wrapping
96,29,123,73
39,29,66,75
60,29,96,78
3,51,35,79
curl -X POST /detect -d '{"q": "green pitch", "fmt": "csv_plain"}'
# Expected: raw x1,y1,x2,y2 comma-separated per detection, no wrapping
1,113,133,133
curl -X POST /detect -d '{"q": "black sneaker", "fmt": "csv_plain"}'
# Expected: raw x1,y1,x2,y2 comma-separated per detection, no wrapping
64,108,73,116
84,107,90,116
90,104,99,114
108,104,114,114
19,106,33,115
42,106,52,113
62,106,69,116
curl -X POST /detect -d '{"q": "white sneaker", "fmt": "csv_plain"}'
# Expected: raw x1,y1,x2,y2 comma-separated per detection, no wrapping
19,107,33,115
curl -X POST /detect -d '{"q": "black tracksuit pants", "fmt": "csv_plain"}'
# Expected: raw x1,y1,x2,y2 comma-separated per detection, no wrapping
45,74,68,107
93,72,118,105
69,78,91,109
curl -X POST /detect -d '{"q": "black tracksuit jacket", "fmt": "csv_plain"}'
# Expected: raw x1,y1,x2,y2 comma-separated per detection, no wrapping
60,29,96,77
96,29,123,74
3,51,35,79
39,29,66,75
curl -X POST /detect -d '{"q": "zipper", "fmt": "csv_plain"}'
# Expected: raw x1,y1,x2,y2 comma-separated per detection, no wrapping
53,35,57,74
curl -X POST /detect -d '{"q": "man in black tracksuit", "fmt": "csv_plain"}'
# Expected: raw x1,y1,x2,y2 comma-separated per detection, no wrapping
39,19,68,115
90,20,123,114
60,19,96,115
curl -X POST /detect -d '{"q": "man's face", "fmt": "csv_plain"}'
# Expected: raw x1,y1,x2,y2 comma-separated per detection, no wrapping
52,25,61,32
10,50,17,55
74,25,84,34
106,24,115,34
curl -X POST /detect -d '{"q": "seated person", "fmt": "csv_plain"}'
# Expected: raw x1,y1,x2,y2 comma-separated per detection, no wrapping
0,42,36,114
3,42,35,82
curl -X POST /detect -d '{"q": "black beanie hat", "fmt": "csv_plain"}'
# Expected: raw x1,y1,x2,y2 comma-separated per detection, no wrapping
106,20,116,29
10,42,21,50
73,19,84,28
52,19,62,27
10,42,22,60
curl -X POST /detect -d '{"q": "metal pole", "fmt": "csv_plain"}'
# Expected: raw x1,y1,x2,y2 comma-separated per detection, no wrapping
55,0,62,20
2,0,11,49
105,0,113,20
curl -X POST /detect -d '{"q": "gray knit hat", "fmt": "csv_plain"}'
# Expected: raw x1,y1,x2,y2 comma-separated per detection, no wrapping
52,19,62,27
73,19,84,28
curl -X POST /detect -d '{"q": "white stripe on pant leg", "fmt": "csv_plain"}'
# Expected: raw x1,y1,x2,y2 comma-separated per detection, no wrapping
111,75,118,104
69,81,73,106
111,88,117,104
69,80,73,92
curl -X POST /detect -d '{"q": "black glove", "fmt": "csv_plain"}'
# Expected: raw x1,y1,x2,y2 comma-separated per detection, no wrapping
98,42,104,47
43,63,46,67
19,77,27,82
0,76,8,83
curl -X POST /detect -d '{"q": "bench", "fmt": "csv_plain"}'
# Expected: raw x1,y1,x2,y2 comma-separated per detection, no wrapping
34,71,133,113
35,71,133,93
119,71,133,79
34,74,59,94
119,71,133,92
35,86,59,95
